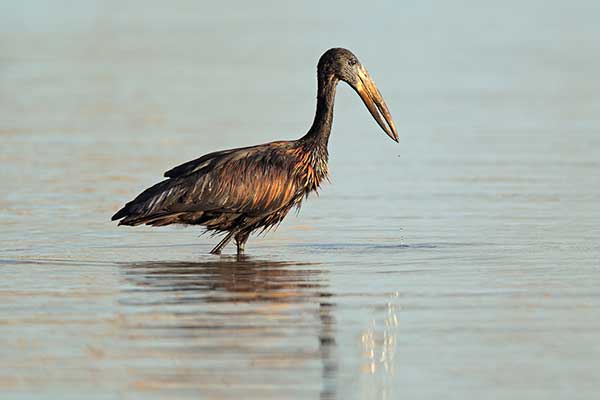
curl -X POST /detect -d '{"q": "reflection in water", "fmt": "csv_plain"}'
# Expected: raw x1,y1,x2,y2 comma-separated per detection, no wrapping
361,299,398,375
121,257,323,303
118,257,337,399
360,295,400,400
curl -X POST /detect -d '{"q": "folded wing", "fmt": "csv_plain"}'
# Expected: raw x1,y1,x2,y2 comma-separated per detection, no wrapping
111,142,300,227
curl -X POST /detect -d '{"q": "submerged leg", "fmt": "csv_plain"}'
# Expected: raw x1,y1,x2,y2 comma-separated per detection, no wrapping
210,230,237,255
234,231,250,255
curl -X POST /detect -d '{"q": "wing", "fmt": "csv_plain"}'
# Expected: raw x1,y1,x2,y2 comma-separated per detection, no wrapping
163,144,255,179
111,141,301,226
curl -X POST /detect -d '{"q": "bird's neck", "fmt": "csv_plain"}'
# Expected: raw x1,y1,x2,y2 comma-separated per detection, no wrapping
301,76,338,148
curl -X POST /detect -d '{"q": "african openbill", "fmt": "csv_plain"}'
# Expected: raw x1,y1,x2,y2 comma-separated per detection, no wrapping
112,48,398,255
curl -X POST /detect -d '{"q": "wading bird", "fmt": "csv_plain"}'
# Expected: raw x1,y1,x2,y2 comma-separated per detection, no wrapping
112,48,398,255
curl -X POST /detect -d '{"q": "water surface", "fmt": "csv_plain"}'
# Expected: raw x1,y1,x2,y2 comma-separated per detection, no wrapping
1,1,599,399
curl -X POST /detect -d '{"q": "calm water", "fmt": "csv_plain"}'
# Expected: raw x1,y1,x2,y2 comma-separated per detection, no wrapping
1,1,600,399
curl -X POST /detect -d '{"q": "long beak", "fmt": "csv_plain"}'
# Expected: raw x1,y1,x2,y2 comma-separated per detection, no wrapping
353,64,399,142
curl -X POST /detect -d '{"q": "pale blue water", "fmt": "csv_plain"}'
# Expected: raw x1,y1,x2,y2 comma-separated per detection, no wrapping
1,1,600,399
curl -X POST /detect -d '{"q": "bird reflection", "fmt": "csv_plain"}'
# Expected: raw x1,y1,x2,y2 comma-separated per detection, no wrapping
122,257,326,303
118,257,337,399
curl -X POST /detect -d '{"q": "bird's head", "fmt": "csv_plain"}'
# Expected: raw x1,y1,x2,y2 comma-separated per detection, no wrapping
318,48,399,142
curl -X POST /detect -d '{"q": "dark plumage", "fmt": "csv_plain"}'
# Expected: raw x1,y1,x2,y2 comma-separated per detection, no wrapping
112,48,398,255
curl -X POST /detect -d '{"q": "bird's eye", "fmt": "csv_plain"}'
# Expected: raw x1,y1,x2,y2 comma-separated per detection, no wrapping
348,59,357,66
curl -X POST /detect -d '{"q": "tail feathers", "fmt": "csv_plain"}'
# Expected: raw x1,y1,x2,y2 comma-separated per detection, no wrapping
111,201,143,223
116,212,188,227
111,198,171,225
111,178,183,225
114,206,206,226
111,207,129,222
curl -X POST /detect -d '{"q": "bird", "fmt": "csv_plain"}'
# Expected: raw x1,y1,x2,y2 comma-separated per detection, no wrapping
112,48,398,255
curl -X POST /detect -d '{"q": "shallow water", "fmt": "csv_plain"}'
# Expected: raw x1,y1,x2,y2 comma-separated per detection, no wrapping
1,1,600,399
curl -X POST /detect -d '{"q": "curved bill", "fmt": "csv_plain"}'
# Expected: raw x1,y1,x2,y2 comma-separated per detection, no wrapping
352,65,399,142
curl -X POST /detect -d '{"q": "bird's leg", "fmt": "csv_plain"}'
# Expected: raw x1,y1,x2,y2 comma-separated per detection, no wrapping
234,232,250,255
210,230,237,255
